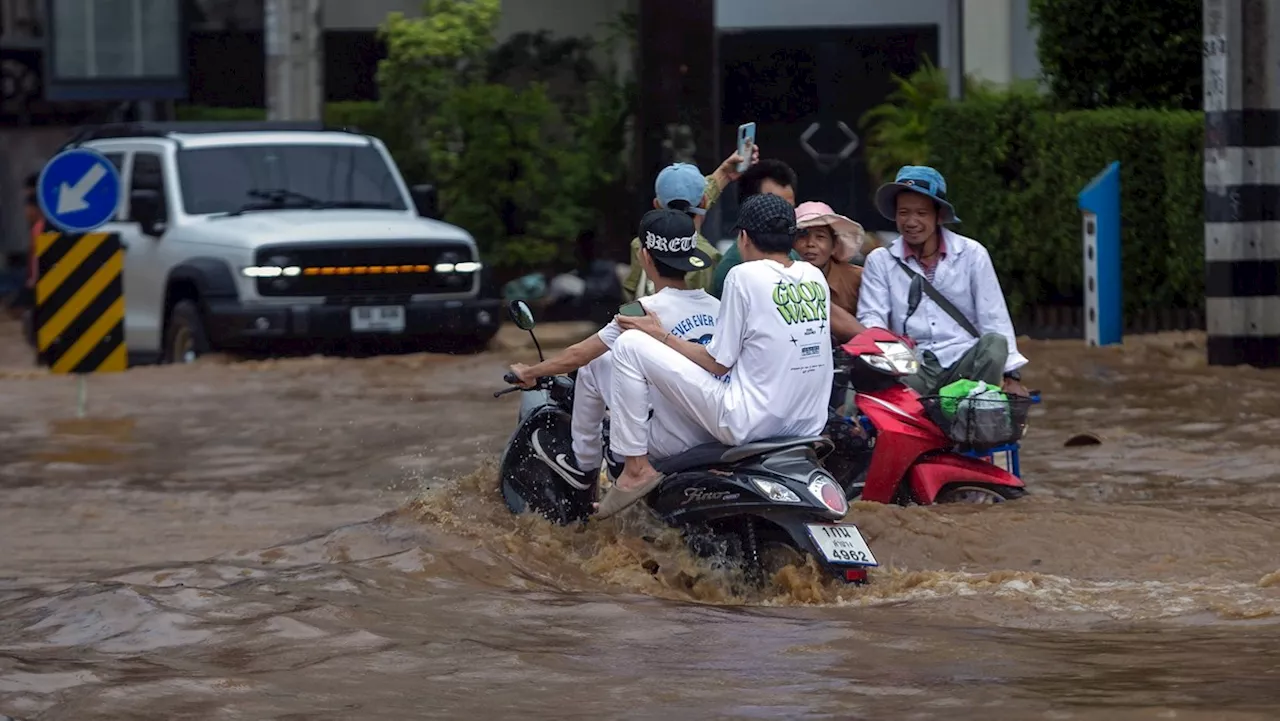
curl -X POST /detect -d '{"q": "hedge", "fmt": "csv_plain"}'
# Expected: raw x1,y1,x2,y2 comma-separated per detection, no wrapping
928,97,1203,316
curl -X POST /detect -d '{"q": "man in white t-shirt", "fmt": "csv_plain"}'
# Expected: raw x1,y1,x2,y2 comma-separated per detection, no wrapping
596,193,833,519
509,209,724,485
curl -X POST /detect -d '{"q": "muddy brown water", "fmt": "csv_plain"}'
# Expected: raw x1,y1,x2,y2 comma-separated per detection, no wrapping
0,320,1277,720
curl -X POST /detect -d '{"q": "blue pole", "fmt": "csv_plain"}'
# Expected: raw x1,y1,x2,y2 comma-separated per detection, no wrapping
1078,161,1122,346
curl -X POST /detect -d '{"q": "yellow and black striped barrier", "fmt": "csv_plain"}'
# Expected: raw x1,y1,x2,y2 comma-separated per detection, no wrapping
34,231,127,374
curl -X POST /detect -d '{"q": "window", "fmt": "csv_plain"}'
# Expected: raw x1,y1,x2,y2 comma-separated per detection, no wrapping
129,153,166,220
175,144,408,216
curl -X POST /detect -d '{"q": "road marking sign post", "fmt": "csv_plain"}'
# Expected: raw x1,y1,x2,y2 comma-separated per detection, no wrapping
34,148,126,417
1079,161,1122,347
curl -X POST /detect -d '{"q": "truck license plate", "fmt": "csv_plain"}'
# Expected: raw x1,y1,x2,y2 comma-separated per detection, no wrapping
351,306,405,333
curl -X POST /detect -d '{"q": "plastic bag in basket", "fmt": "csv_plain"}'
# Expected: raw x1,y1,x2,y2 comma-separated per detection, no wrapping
938,378,985,417
953,385,1014,445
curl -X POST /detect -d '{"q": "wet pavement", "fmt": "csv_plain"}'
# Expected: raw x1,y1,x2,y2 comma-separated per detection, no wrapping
0,318,1277,720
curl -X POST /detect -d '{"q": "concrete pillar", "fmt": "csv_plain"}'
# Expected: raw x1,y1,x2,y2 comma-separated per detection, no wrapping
265,0,324,122
1204,0,1280,366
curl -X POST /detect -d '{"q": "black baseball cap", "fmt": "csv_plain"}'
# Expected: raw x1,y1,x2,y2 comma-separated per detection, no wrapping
732,192,798,245
638,208,713,272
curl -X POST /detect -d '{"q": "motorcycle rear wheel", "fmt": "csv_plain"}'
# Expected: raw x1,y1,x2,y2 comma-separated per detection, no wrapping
934,483,1026,505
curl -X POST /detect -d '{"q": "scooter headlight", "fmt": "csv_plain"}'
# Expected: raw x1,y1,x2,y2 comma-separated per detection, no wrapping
752,479,801,503
808,473,848,516
860,342,919,376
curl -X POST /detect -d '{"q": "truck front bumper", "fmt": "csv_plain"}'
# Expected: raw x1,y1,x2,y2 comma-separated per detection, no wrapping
204,296,503,347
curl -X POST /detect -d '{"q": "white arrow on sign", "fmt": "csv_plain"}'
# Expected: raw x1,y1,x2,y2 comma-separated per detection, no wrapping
56,163,109,215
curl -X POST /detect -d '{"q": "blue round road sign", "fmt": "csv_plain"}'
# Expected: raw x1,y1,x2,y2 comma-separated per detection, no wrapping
37,148,123,234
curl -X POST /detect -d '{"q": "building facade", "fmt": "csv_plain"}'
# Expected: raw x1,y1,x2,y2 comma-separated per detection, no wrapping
1,0,1040,261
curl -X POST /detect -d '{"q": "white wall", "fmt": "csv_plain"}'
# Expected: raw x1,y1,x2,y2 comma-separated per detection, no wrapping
964,0,1013,84
961,0,1041,86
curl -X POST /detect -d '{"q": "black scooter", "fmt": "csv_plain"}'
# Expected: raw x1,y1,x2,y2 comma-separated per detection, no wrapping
494,300,878,585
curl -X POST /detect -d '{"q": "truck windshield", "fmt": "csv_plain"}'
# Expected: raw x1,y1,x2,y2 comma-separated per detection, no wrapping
176,144,409,215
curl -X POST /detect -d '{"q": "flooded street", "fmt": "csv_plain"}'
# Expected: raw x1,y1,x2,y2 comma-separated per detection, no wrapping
0,319,1277,720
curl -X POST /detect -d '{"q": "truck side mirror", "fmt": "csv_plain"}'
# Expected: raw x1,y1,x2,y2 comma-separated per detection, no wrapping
410,184,439,219
131,189,166,237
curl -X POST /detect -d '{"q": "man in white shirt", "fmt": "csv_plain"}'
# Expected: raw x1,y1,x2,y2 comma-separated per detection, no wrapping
596,193,833,519
509,209,723,485
858,165,1030,397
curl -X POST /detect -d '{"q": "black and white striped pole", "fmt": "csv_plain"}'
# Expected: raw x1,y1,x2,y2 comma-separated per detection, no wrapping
1204,0,1280,367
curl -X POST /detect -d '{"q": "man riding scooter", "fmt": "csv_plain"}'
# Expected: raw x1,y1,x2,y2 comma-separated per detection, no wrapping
856,166,1030,397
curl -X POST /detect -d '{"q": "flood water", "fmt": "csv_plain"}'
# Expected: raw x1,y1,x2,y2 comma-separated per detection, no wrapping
0,321,1277,720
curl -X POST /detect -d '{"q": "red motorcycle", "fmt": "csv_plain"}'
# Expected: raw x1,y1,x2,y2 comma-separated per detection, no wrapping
823,328,1037,505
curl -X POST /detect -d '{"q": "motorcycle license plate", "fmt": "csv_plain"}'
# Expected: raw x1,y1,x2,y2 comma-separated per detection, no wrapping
805,523,878,567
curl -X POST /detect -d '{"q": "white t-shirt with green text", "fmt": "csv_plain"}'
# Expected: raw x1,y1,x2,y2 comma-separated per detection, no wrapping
707,259,833,445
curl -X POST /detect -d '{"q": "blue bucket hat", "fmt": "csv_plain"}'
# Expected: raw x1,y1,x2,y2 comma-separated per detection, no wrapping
654,163,707,216
874,165,960,224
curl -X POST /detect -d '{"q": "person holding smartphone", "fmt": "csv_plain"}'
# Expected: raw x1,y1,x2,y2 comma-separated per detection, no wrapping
509,209,724,483
621,144,760,302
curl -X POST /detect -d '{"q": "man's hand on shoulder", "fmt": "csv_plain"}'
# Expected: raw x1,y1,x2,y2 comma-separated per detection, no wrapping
617,309,666,339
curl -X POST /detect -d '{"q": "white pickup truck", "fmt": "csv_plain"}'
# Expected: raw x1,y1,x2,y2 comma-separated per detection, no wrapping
63,121,500,364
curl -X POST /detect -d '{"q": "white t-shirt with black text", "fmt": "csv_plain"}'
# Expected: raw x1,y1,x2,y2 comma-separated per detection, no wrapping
706,259,833,445
597,287,722,357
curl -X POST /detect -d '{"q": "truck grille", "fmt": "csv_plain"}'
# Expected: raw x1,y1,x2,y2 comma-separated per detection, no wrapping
253,242,477,298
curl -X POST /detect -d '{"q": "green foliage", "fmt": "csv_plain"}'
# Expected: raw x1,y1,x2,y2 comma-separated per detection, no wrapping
859,58,952,185
1030,0,1203,110
858,58,1033,185
428,83,588,268
928,97,1203,316
376,1,635,273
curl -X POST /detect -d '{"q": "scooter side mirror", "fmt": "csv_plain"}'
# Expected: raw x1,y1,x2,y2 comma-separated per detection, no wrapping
507,299,545,361
508,300,536,330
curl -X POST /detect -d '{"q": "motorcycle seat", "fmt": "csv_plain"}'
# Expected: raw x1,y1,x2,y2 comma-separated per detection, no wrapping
652,436,832,474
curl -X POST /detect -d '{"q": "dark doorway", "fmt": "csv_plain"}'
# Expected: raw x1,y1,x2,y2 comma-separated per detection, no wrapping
708,25,939,241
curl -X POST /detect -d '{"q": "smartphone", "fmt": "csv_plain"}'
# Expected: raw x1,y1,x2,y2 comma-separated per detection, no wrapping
736,122,757,172
618,300,647,317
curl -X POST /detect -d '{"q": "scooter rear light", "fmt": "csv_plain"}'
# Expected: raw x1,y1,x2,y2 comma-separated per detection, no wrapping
808,475,848,516
844,568,868,583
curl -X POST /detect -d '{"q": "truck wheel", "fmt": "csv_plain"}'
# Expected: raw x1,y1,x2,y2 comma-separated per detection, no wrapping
164,300,211,364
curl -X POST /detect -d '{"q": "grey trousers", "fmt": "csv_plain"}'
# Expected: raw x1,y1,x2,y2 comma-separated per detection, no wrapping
904,333,1009,396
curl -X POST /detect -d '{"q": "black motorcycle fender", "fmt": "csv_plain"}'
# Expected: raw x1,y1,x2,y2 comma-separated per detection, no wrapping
649,467,837,525
500,403,567,474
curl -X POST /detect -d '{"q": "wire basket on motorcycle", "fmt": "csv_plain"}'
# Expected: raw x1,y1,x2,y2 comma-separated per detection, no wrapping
919,389,1033,451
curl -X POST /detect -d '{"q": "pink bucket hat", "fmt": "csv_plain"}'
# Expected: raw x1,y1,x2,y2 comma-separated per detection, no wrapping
794,201,865,263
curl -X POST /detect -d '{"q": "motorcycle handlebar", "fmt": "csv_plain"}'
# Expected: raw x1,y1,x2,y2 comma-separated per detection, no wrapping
503,371,520,384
